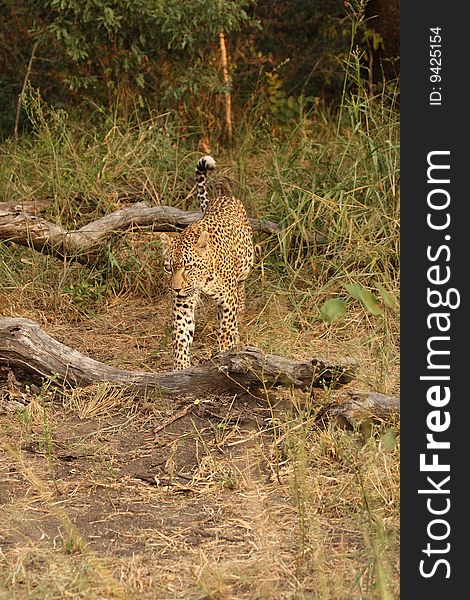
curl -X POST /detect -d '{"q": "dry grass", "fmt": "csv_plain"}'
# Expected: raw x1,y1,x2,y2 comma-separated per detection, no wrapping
1,279,399,600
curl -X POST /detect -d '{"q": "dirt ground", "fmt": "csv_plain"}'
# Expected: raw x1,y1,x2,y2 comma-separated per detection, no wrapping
0,296,399,599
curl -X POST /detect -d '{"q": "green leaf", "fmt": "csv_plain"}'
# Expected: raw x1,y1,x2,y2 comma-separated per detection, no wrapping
342,283,362,301
381,429,397,450
286,95,297,110
358,289,383,315
376,283,399,310
342,283,383,315
320,298,347,323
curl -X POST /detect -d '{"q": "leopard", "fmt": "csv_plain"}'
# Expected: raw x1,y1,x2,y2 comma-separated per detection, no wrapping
160,156,254,370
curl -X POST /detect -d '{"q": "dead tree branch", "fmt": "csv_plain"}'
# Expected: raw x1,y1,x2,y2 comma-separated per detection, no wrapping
0,201,280,262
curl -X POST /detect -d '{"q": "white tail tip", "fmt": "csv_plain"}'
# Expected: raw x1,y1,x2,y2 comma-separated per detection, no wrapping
198,155,216,170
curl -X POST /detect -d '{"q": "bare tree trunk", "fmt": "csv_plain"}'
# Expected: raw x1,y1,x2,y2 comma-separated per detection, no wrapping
219,32,233,145
365,0,400,83
0,318,356,398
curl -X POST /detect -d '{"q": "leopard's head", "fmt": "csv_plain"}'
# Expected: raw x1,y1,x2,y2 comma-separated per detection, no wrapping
159,229,211,297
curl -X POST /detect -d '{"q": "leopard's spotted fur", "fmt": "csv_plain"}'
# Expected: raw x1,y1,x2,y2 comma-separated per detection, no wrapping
160,156,254,370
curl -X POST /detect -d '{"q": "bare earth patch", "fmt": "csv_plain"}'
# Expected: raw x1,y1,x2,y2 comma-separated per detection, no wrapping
0,298,399,599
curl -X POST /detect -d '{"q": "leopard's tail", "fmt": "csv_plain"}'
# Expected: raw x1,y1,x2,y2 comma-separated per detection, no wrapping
195,155,216,213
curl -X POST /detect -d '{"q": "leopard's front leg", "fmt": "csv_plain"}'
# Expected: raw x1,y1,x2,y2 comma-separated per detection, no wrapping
172,294,198,370
216,291,240,352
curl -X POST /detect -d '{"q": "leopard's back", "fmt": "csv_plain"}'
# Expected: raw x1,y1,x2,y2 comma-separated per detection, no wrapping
201,194,254,284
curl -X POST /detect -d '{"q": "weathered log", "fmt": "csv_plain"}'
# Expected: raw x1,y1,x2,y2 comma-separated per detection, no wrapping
0,318,356,398
0,198,52,214
0,201,280,262
317,390,400,428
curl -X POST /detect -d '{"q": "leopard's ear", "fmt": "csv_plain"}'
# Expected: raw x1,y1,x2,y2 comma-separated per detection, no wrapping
195,230,209,257
159,232,172,255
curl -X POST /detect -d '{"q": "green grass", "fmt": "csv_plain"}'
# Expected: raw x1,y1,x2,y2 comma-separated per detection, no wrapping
1,79,399,298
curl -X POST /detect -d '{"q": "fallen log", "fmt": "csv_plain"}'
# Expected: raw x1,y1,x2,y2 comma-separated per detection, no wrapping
0,318,356,398
0,198,52,214
0,201,280,262
317,390,400,428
